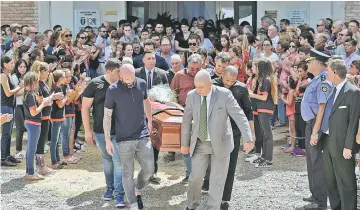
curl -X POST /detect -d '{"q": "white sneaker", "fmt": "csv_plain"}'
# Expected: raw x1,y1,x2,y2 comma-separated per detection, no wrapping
245,154,258,162
356,166,360,177
44,144,50,154
14,150,26,159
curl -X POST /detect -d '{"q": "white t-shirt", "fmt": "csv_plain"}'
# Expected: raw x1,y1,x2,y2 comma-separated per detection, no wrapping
11,74,23,105
260,52,279,63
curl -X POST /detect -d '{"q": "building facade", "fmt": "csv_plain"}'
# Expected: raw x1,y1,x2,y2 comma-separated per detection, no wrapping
1,1,359,33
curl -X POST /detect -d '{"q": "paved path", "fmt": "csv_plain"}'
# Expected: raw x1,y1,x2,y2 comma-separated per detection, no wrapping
1,127,323,210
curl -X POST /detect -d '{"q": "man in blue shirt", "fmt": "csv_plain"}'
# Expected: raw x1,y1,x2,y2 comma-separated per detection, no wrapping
95,26,109,76
297,48,331,210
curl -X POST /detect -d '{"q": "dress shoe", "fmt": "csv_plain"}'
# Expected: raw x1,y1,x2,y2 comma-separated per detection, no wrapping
1,159,17,166
221,202,229,210
136,195,144,209
302,196,315,202
8,156,21,163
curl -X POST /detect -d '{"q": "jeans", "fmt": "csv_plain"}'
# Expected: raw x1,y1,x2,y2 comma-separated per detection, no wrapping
37,119,50,154
1,106,14,160
277,98,287,124
117,138,154,209
15,105,25,151
62,117,73,157
24,123,41,175
183,154,191,177
50,121,64,164
94,133,125,199
259,113,274,161
86,68,97,79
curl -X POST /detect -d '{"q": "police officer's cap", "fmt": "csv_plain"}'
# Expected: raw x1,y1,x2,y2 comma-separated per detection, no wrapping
305,48,331,63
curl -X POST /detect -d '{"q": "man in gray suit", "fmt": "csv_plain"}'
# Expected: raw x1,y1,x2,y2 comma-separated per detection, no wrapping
181,70,254,210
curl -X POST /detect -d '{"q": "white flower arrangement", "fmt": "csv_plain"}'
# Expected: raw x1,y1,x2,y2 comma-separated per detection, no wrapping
147,84,178,103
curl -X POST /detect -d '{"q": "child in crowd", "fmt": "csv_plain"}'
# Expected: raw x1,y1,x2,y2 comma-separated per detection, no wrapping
23,71,52,181
281,76,296,153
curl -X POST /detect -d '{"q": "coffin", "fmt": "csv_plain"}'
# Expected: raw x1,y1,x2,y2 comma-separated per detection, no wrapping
150,101,184,152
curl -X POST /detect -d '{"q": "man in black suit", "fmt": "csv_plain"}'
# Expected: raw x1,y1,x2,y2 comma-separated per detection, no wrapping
135,50,168,184
212,66,255,210
133,39,169,71
315,58,360,210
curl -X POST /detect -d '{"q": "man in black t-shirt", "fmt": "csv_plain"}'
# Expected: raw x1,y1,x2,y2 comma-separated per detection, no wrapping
81,58,125,207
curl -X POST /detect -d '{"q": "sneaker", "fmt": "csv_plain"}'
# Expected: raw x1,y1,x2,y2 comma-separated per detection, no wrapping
356,166,360,177
281,143,291,149
250,157,263,165
182,176,189,183
1,159,17,166
149,174,161,184
44,144,49,154
104,187,114,201
137,195,144,209
255,160,273,168
115,196,125,208
284,147,295,153
202,179,209,193
64,156,80,164
292,148,306,157
221,202,229,210
245,154,258,162
14,150,26,159
8,156,21,163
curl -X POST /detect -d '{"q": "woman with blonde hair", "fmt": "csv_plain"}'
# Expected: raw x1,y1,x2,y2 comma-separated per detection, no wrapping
249,58,277,167
286,26,297,39
57,29,74,56
233,34,250,64
253,33,268,59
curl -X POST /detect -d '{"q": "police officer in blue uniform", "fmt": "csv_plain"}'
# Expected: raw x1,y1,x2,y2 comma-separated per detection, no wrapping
297,48,331,210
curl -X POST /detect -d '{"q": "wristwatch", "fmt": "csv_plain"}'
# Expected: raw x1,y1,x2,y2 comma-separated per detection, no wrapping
311,132,318,136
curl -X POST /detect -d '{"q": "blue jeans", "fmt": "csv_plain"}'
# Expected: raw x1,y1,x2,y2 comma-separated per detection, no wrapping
94,133,125,199
1,106,14,160
277,98,287,124
50,121,64,164
183,154,191,177
24,123,41,175
86,68,97,79
62,117,73,157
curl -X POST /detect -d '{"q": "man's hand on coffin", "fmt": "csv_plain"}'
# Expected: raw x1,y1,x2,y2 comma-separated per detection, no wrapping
181,146,190,155
105,140,115,156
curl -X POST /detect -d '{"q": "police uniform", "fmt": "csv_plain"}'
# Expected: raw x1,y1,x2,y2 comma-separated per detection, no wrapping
300,49,331,209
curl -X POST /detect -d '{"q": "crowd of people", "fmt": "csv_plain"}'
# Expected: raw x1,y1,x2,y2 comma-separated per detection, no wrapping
1,12,360,210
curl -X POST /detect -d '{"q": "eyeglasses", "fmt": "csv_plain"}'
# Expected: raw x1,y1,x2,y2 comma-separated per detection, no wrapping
64,34,72,38
316,24,324,28
146,27,153,29
188,43,197,46
101,31,108,33
338,33,347,37
289,45,296,48
16,32,22,35
79,36,86,39
263,44,271,47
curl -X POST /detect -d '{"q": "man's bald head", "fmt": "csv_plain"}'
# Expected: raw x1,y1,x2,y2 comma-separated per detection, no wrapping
120,64,136,87
194,70,212,96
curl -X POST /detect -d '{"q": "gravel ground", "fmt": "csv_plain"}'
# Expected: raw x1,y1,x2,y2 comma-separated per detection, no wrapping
1,127,329,210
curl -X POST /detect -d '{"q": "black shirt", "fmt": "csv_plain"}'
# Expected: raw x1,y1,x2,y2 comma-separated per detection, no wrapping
38,81,51,119
1,74,15,108
23,91,42,125
104,78,149,142
82,75,115,135
175,32,189,49
256,78,275,114
50,86,66,122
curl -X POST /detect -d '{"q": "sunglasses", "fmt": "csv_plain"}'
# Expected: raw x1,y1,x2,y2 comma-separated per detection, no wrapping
79,36,86,39
188,43,197,46
146,27,153,29
338,33,346,37
101,31,108,33
64,34,72,38
289,45,296,48
16,32,22,35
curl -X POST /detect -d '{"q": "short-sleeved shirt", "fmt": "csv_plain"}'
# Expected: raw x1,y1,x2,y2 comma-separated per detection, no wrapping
104,78,149,142
50,86,66,122
23,91,42,126
301,70,332,121
256,78,275,115
38,81,51,120
82,75,115,135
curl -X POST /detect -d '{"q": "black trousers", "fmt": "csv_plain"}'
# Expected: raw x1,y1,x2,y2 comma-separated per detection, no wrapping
153,146,159,174
323,135,357,210
295,113,306,149
254,115,264,154
305,119,327,205
36,119,50,154
15,105,25,151
222,133,241,201
74,110,82,139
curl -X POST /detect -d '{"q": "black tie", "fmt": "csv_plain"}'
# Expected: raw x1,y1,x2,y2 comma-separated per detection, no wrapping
147,72,152,90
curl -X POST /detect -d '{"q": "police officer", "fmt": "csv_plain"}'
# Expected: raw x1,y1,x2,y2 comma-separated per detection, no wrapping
297,48,331,210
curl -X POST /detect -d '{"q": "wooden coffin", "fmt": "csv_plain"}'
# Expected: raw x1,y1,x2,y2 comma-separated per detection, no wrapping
150,102,184,152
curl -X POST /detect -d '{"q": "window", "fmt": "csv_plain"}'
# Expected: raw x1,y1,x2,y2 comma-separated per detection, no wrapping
127,1,149,25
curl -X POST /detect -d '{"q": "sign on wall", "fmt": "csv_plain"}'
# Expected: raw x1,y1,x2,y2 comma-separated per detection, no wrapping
288,9,307,26
265,10,277,19
75,10,100,34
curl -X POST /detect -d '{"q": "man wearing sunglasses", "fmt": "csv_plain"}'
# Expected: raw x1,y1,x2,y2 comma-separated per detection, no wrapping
4,26,22,52
23,27,38,49
95,26,109,76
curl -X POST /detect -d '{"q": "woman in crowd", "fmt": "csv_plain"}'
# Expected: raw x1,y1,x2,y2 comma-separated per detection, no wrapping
23,71,52,181
220,34,230,52
175,19,191,52
253,33,267,59
229,46,246,83
249,58,277,167
1,56,23,166
260,39,279,63
12,59,28,159
299,31,314,48
123,43,134,58
57,29,74,56
29,47,45,68
105,31,120,61
233,34,250,64
5,34,23,60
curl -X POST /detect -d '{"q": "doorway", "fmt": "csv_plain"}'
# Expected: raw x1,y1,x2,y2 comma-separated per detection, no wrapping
234,1,257,30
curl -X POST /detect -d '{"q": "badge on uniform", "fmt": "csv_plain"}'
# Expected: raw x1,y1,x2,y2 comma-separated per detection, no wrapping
322,86,328,92
321,75,326,82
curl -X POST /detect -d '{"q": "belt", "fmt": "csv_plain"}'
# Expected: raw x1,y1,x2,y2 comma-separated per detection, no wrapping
306,118,315,124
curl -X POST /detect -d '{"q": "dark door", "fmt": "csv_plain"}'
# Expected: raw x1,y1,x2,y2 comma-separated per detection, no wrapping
127,1,149,25
234,1,257,30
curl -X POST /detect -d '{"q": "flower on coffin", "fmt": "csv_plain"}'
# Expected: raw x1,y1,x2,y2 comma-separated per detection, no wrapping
147,84,178,103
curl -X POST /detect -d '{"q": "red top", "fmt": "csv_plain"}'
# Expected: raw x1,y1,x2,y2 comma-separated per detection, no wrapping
286,89,295,116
